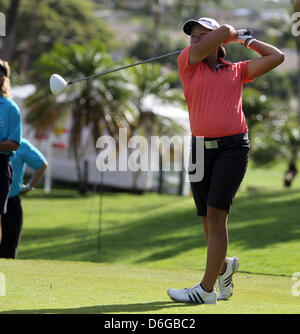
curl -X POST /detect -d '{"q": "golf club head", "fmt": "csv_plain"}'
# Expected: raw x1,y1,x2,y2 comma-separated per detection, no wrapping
50,74,67,95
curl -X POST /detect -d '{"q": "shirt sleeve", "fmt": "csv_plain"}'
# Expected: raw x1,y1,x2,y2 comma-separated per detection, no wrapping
7,102,22,144
179,46,201,72
238,60,254,84
177,46,199,87
177,46,191,75
23,140,46,170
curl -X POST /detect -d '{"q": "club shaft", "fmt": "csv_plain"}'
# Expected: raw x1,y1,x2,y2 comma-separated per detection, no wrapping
67,50,182,85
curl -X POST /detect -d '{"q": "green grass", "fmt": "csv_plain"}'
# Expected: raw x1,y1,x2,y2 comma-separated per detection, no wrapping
0,259,298,314
15,185,300,276
0,164,300,313
243,160,300,190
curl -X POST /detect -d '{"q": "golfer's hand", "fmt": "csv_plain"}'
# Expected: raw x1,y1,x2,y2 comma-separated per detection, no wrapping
223,24,237,45
233,29,253,46
20,184,30,195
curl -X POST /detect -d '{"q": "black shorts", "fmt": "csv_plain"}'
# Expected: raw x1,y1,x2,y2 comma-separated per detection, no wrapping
0,155,13,215
190,133,250,216
0,196,23,258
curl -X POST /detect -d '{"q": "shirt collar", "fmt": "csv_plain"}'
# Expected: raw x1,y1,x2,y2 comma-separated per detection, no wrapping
203,58,231,72
218,58,232,66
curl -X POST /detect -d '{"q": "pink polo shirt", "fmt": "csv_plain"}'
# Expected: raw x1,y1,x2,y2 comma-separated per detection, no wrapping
177,45,254,138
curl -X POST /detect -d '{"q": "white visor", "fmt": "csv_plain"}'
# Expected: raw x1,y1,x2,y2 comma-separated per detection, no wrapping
183,17,220,35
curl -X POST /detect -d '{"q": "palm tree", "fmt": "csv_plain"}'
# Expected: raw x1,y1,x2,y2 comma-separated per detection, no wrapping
19,0,42,81
25,40,135,192
25,87,67,132
127,61,185,136
126,61,186,193
26,41,187,194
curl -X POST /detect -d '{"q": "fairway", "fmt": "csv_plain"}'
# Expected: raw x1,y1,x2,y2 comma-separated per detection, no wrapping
0,165,300,314
0,259,298,314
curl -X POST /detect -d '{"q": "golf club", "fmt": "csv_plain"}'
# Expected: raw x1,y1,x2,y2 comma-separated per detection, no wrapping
49,29,253,95
49,50,182,95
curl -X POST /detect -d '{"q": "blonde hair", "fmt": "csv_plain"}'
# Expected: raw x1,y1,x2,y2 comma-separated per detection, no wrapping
0,59,11,98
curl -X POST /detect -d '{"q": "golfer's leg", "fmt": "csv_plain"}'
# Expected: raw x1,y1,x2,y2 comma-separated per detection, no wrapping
202,216,208,244
200,207,228,292
11,197,23,258
0,199,22,258
202,216,227,275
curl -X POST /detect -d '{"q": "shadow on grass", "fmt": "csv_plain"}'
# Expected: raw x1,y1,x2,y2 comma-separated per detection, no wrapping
17,188,300,265
0,301,191,314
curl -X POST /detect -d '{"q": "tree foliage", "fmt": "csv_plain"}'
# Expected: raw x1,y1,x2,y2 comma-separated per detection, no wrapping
0,0,115,81
24,40,185,191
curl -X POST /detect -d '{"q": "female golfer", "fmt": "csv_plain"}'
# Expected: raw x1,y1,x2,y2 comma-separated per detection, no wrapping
168,18,284,304
0,60,22,245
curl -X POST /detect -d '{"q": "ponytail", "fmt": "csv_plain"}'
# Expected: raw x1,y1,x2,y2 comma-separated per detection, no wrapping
0,60,11,98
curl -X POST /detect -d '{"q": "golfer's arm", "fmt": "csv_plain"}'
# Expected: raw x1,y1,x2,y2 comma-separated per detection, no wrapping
0,140,20,152
247,40,285,79
189,25,236,65
28,162,48,188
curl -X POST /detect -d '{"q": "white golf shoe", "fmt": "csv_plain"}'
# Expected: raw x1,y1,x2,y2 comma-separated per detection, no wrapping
168,283,217,304
217,256,239,300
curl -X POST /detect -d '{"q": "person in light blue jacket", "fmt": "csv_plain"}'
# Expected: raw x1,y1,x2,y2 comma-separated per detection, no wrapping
0,138,47,258
0,60,22,245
